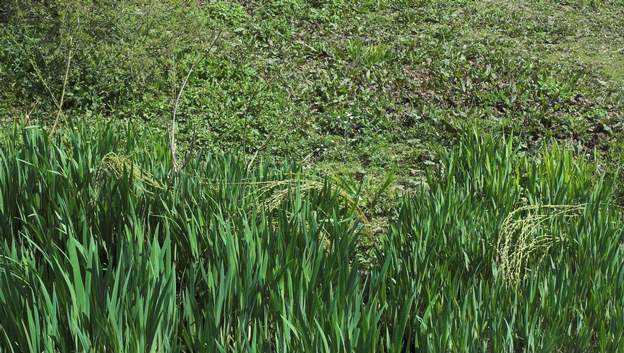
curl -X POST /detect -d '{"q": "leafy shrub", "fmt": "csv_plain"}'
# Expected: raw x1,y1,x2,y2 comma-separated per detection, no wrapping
1,0,216,116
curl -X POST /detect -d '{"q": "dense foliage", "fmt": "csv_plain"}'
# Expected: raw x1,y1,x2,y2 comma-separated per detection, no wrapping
2,0,623,174
2,0,624,351
0,124,622,352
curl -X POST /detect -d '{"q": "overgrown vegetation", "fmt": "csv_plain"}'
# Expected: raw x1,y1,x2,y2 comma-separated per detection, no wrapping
1,124,622,352
1,0,624,351
2,0,623,177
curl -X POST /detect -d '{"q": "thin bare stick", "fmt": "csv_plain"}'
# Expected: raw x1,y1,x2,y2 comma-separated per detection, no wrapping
10,36,60,108
246,133,272,173
29,56,60,108
169,57,197,175
169,31,222,179
51,40,73,136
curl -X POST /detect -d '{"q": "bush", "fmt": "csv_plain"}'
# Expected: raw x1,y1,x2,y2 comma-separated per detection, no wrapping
1,0,217,117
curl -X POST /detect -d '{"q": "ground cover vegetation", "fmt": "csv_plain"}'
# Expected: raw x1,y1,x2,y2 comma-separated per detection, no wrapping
1,0,624,352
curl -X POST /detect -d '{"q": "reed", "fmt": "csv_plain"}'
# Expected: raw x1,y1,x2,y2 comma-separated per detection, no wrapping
0,123,622,352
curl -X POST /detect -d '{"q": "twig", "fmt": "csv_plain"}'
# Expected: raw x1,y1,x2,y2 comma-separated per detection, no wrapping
51,39,73,136
11,34,72,134
23,99,40,126
10,36,60,109
169,58,196,175
169,30,222,180
246,133,272,173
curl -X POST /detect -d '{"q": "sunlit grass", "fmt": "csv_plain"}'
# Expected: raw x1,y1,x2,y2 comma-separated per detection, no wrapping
0,123,622,352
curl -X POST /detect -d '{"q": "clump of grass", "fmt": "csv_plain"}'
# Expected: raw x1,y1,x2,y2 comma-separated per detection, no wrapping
0,123,622,352
496,204,585,287
261,178,371,228
100,152,164,190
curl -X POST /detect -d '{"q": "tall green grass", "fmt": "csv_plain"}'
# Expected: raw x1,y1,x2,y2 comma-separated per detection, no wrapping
0,124,622,352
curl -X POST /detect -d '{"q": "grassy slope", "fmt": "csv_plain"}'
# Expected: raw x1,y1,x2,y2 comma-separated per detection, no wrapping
2,2,624,351
176,0,624,178
2,1,623,186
